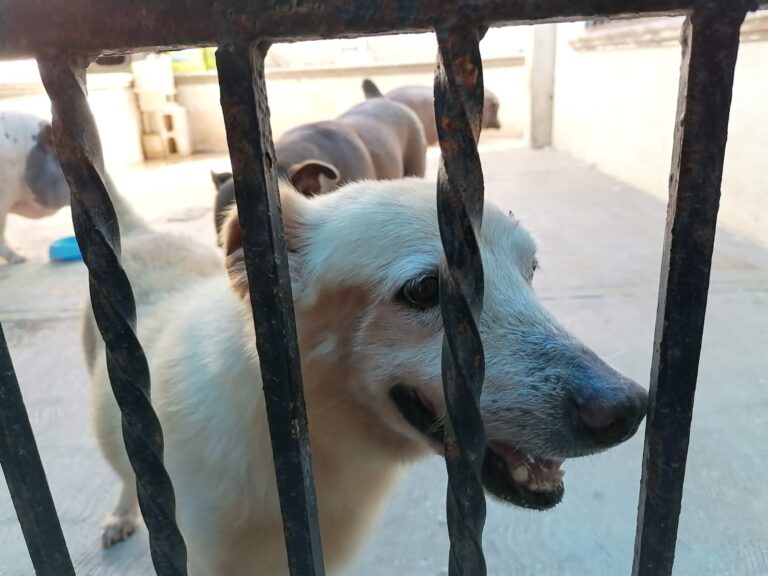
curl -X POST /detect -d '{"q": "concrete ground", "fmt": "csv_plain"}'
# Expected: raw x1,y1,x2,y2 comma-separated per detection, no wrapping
1,143,766,575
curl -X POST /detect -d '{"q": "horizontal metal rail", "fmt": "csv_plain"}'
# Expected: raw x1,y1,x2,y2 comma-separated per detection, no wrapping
0,0,764,58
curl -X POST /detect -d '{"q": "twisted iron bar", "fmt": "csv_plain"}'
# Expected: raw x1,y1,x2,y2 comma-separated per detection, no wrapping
0,323,75,576
38,57,187,576
434,26,488,576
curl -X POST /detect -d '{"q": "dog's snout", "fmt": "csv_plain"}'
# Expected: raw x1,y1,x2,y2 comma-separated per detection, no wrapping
574,379,648,448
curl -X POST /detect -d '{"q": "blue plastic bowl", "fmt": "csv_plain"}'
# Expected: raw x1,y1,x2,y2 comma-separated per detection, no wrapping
49,236,82,262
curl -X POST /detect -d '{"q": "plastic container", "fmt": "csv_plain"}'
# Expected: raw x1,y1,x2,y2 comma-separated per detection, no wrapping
49,236,82,262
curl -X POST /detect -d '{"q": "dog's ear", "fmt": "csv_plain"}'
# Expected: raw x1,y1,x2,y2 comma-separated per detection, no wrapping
220,182,312,300
210,170,233,191
287,160,339,197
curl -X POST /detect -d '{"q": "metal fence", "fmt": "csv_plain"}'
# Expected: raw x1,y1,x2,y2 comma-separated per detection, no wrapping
0,1,763,575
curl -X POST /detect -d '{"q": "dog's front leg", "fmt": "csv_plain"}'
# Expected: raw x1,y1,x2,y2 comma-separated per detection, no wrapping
101,480,139,548
0,213,24,264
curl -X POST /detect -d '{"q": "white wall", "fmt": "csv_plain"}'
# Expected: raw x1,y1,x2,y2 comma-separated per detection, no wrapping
177,57,528,154
0,60,144,169
265,28,528,69
176,28,531,153
552,15,768,246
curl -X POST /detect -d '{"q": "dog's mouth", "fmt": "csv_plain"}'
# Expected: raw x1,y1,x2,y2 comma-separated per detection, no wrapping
390,384,564,510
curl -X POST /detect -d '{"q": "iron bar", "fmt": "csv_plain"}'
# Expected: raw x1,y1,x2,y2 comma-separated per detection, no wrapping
215,39,325,576
632,4,748,576
37,57,188,576
0,323,75,576
435,25,488,576
1,0,765,59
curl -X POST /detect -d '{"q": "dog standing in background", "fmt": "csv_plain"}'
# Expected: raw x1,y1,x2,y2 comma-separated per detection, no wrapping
362,78,501,146
211,97,427,240
0,111,70,263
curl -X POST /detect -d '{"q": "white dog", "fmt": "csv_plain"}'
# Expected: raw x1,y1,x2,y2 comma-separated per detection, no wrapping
84,178,647,575
0,111,70,264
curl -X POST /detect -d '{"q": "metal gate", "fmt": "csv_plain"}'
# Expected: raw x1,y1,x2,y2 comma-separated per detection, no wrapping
0,1,763,575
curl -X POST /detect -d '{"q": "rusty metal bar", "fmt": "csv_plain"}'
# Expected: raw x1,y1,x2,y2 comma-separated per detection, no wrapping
37,57,188,576
0,323,76,576
215,39,325,576
1,0,766,59
435,26,488,576
632,5,748,576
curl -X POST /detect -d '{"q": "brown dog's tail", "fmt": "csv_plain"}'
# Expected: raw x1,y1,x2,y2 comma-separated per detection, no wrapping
362,78,383,99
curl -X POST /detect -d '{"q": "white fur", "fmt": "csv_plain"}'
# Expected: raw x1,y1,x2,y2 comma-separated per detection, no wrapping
86,177,641,575
0,112,55,263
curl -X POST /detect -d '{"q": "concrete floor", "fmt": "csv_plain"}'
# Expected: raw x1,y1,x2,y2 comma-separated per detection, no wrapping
1,144,766,575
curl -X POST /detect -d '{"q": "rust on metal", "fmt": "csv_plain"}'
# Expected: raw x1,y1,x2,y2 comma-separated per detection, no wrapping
215,38,325,576
632,4,749,576
434,24,488,576
2,1,766,59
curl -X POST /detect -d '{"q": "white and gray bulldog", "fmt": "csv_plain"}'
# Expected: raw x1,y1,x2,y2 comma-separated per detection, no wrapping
0,111,70,264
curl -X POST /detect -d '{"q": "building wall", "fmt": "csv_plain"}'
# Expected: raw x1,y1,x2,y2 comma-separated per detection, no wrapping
176,57,528,154
0,61,144,169
176,28,531,153
551,14,768,245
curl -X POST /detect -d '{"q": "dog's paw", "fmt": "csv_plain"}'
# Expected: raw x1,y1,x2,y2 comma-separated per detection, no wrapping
101,514,138,548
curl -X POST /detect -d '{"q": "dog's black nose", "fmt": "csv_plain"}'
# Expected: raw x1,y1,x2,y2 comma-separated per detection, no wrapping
575,381,648,447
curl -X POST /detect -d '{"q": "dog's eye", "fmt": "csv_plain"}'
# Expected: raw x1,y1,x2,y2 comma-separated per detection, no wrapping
398,275,439,310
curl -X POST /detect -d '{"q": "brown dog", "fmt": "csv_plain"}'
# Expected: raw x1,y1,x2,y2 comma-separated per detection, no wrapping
211,97,427,239
362,78,501,146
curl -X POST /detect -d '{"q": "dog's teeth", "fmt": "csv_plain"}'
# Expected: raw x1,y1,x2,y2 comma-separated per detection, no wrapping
511,465,530,484
529,481,555,493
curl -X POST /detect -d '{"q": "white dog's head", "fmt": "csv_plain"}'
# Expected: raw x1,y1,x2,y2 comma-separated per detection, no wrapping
221,178,647,511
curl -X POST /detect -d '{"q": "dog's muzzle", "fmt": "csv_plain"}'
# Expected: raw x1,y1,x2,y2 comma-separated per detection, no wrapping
390,384,565,510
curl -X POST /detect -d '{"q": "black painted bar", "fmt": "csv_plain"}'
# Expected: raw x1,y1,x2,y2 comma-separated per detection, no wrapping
215,39,325,576
37,58,188,576
632,5,748,576
0,323,76,576
0,0,765,59
435,26,488,576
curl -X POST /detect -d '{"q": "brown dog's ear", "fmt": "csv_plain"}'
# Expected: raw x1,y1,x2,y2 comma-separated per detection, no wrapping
220,182,312,300
287,160,339,196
